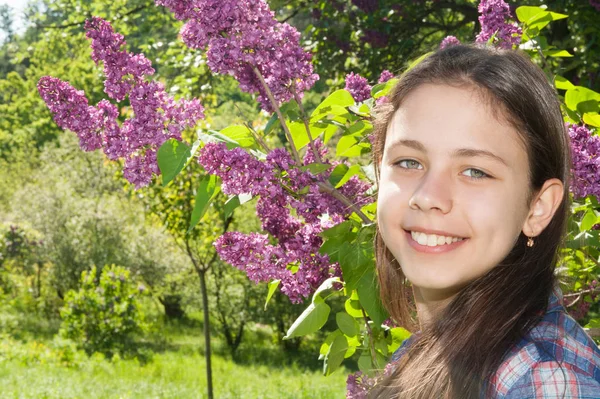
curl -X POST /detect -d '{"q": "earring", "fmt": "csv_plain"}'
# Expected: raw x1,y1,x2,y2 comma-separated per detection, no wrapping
527,236,534,247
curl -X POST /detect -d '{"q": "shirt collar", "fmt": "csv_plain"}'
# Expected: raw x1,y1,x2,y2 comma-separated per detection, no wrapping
548,284,565,313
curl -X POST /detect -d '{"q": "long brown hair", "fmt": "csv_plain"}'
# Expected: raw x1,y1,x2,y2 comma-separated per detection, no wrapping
369,44,571,398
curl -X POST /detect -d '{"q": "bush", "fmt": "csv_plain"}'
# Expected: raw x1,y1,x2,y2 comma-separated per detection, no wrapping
59,265,147,358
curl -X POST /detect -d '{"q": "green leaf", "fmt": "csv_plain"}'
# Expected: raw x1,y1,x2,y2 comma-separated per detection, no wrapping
583,113,600,128
289,121,314,151
554,76,575,91
585,318,600,329
358,352,373,375
345,296,364,318
157,139,192,186
264,280,280,310
336,134,370,157
357,268,388,326
336,312,360,337
311,90,355,121
284,301,331,339
220,125,256,148
323,334,348,376
565,87,600,114
223,195,240,220
299,162,332,175
328,164,349,188
388,327,412,354
188,175,221,232
319,221,357,264
371,78,398,99
339,227,374,291
319,330,342,359
312,277,342,303
516,6,547,24
580,210,598,232
545,49,573,58
516,6,567,32
264,113,280,135
335,164,363,189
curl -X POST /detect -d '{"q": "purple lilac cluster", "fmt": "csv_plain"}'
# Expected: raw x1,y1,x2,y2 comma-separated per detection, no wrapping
591,0,600,12
476,0,522,49
568,123,600,199
155,0,319,112
200,140,372,303
378,70,394,84
345,72,372,103
440,35,461,49
38,18,205,188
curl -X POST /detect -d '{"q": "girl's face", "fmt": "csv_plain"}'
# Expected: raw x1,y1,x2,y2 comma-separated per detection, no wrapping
377,83,532,302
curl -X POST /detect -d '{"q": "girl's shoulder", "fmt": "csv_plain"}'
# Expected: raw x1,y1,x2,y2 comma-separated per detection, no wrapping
486,289,600,398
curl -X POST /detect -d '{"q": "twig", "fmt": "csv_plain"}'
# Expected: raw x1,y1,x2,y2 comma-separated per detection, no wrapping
317,181,372,225
291,85,322,164
361,308,378,367
251,65,301,164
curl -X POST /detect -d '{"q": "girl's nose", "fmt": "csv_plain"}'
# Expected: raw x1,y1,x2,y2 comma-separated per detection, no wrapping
408,169,453,214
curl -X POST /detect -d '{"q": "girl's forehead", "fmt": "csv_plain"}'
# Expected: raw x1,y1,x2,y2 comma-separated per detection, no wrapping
384,84,526,159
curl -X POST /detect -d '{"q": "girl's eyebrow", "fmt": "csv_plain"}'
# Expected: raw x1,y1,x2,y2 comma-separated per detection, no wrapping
386,139,508,167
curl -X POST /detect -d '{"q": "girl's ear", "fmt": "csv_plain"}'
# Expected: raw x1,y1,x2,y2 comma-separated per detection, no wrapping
522,178,564,237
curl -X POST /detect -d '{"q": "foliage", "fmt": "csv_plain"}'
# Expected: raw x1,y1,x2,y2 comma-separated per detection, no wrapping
59,265,147,358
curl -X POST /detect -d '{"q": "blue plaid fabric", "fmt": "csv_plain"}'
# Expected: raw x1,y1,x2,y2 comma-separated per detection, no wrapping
390,286,600,398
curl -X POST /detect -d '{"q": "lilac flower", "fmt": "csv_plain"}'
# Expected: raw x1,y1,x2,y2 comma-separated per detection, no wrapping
37,76,103,151
345,72,372,103
568,123,600,199
440,35,461,49
156,0,319,112
476,0,522,49
377,70,394,84
346,371,376,399
38,18,205,188
85,17,155,102
591,0,600,12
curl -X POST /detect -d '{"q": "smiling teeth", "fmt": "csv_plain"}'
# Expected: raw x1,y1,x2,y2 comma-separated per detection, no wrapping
411,231,464,247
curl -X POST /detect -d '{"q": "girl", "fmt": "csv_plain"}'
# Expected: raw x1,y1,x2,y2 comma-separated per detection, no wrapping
369,44,600,398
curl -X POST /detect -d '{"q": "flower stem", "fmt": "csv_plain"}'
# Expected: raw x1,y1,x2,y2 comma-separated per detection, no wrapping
362,308,378,367
251,65,301,164
291,85,322,164
317,181,373,225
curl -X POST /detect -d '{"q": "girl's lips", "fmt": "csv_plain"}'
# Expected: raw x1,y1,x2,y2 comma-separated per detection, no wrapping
404,229,468,254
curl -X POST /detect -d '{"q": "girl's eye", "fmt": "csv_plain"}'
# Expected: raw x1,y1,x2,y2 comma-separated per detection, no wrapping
462,168,490,179
395,159,423,169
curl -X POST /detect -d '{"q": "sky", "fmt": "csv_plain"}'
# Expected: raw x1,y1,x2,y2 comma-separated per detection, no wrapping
1,0,29,35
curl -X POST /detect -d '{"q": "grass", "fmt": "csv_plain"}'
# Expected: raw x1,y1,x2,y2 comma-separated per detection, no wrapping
0,311,349,398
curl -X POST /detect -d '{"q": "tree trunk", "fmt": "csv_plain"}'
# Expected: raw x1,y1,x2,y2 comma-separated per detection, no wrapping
158,294,186,320
198,269,213,399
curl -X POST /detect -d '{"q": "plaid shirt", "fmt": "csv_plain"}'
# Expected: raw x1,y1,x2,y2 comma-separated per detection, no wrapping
391,286,600,398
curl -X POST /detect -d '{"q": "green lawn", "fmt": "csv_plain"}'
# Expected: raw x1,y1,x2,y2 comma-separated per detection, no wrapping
0,315,348,398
